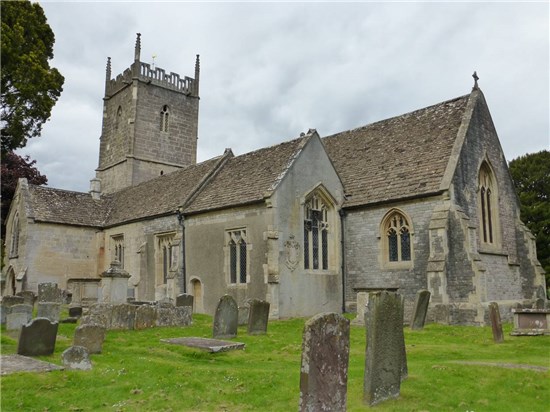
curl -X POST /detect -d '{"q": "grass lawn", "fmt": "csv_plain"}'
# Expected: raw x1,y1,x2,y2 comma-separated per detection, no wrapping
1,314,549,411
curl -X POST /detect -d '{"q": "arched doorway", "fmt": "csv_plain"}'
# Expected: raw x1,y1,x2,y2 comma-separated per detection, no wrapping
4,267,16,296
191,278,203,313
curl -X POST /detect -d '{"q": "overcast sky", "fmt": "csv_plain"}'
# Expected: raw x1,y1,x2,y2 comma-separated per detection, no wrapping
20,1,549,193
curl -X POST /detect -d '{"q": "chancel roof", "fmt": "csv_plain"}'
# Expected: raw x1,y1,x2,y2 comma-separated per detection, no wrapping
323,94,471,208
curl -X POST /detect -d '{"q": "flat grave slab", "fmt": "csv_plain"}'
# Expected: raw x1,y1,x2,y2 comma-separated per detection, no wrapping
161,337,245,353
1,354,64,375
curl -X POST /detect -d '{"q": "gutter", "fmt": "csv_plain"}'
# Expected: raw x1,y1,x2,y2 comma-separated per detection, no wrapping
339,208,347,313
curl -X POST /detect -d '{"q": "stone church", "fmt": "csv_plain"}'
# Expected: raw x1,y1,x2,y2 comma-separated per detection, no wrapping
2,35,545,324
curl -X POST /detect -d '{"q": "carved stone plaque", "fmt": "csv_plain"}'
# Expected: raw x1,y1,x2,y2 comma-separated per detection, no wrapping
284,235,301,271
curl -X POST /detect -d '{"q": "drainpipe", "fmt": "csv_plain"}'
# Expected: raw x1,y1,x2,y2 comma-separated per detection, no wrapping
176,209,187,294
339,208,347,313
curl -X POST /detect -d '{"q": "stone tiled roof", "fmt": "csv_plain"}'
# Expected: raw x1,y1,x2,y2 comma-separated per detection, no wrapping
26,185,111,227
323,94,471,208
184,135,310,214
104,155,228,226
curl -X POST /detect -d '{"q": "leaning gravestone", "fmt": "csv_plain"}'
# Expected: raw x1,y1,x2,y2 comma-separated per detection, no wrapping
62,346,92,370
37,302,61,322
74,323,106,354
299,312,350,412
213,295,238,339
364,291,406,406
6,304,33,331
17,318,58,356
1,296,25,324
38,282,63,303
175,294,194,308
410,289,431,330
488,302,504,343
247,299,270,335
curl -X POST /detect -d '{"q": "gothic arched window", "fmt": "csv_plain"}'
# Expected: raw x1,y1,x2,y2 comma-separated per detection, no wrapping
304,192,331,271
478,162,499,246
227,229,248,284
381,210,413,265
160,105,170,132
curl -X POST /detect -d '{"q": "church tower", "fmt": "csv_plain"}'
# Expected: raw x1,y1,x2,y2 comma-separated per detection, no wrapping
93,34,200,195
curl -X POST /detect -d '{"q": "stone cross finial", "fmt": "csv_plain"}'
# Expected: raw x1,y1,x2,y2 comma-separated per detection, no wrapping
472,71,479,90
135,33,142,62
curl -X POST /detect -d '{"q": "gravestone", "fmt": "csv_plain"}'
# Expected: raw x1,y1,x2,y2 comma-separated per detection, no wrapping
488,302,504,343
135,304,157,329
410,289,431,330
247,299,270,335
213,295,238,339
17,318,58,356
6,304,33,331
174,306,193,326
37,302,61,322
62,346,92,370
85,303,114,329
16,291,36,307
1,296,25,324
69,306,83,318
156,302,177,327
364,291,406,406
110,303,137,330
299,312,350,412
74,323,106,354
175,294,194,308
238,305,250,326
38,282,62,303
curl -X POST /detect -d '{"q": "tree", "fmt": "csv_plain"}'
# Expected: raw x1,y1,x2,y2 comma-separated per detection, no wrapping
509,150,550,287
1,0,64,156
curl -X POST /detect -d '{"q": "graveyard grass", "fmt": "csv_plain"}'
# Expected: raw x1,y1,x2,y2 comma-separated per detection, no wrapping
1,314,549,411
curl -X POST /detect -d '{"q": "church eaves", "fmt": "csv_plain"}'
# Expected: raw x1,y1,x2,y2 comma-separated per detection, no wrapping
323,93,472,208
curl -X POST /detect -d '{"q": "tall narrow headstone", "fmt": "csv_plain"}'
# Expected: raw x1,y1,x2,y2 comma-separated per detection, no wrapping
488,302,504,343
17,318,59,356
410,289,431,330
74,323,107,354
364,291,406,406
247,299,270,335
299,312,350,412
212,295,238,339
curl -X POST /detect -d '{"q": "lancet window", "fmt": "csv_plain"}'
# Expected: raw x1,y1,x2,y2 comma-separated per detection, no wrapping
304,193,330,271
227,229,248,284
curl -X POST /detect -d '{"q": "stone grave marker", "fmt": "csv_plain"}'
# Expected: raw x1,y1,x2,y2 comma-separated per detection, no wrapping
6,304,33,331
37,302,61,322
410,289,431,330
364,291,406,406
110,303,137,330
488,302,504,343
135,304,157,329
162,337,245,353
17,318,58,356
213,295,238,339
174,306,193,326
69,306,83,318
299,312,350,412
176,294,194,308
62,346,92,370
38,282,62,303
74,323,107,354
1,296,25,324
156,302,177,327
16,291,36,307
247,299,270,335
238,304,250,326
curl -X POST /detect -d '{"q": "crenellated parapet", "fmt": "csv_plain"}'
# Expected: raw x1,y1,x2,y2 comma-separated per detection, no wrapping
104,33,200,99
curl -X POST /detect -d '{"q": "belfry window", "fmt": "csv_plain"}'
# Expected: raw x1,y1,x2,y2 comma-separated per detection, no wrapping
304,193,330,270
478,162,498,246
227,229,248,284
382,210,412,264
160,105,170,132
